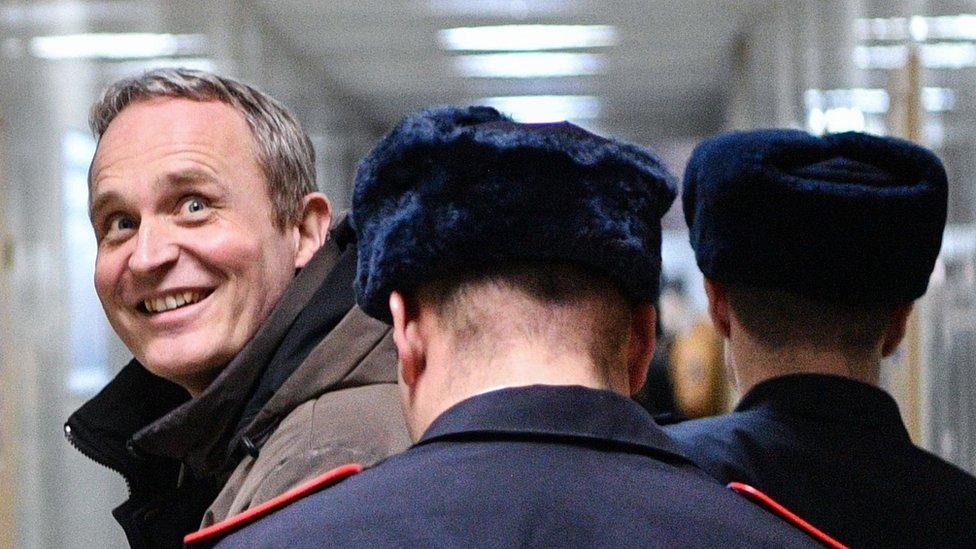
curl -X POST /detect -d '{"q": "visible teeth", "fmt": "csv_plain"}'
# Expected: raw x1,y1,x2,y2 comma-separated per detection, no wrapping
143,291,203,313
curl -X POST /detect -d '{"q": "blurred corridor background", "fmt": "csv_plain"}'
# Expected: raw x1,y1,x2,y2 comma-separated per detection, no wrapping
0,1,975,546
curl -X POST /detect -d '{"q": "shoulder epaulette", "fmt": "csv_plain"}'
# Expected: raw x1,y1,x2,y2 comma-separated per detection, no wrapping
728,482,848,549
184,463,363,546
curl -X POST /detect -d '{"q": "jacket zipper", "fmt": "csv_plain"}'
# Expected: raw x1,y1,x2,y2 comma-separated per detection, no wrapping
63,422,134,495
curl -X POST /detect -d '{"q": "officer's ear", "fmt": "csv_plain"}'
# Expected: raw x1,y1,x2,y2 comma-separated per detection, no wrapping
292,192,333,269
880,302,913,357
704,279,731,339
626,303,656,395
390,291,426,387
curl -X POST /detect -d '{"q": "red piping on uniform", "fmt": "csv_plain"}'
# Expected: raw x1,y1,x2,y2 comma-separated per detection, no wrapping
184,463,363,545
728,482,848,549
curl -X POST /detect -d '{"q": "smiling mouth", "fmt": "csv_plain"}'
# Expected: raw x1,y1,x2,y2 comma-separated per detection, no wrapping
139,290,211,314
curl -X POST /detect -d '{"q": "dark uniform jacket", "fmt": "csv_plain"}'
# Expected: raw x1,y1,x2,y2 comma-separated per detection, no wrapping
213,384,815,548
63,219,409,549
665,373,976,548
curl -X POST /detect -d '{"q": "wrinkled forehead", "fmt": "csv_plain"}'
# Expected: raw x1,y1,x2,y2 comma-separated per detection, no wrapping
87,97,261,193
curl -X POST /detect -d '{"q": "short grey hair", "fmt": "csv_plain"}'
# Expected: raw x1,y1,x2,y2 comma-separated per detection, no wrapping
89,68,317,228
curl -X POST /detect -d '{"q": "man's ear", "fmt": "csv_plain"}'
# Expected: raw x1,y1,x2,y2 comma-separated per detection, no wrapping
390,291,426,388
626,303,657,395
292,192,333,269
704,278,731,338
881,303,914,357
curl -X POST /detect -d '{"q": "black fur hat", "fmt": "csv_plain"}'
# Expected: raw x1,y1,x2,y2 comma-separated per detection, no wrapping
351,106,677,322
683,129,948,304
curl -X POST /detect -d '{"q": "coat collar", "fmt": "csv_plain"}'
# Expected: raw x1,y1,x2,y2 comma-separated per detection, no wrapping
417,384,692,465
735,373,911,442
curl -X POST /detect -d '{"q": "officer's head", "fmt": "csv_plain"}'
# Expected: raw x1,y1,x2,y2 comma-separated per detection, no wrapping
683,129,947,384
352,106,676,439
88,68,332,395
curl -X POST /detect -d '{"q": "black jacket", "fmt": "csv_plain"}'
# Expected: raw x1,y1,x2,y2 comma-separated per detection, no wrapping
64,222,369,548
214,385,815,548
665,374,976,548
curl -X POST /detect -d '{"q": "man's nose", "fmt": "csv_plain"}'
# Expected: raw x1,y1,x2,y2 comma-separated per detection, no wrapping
127,219,179,275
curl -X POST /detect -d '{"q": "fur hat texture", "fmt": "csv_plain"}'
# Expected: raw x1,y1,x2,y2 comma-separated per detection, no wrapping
683,129,948,303
352,106,677,322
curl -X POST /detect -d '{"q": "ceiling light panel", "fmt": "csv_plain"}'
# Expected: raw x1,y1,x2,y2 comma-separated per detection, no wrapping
455,52,604,78
439,24,617,51
855,43,976,69
804,87,954,114
478,95,602,122
30,33,206,60
427,0,583,17
856,14,976,42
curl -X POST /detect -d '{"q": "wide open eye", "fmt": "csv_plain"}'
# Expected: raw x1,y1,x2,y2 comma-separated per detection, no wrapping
181,197,208,215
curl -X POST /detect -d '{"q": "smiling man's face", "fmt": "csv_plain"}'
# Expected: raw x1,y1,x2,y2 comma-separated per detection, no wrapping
90,97,301,395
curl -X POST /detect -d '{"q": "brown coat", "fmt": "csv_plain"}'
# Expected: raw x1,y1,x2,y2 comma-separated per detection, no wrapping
203,307,410,524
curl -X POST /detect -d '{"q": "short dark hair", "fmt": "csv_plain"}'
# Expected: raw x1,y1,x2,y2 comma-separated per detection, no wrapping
726,284,900,358
413,262,633,378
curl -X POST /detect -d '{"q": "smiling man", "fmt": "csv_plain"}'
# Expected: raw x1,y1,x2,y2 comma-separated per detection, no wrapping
64,69,409,548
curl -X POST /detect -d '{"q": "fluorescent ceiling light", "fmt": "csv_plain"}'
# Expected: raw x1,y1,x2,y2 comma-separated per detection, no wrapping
120,57,216,72
855,43,976,69
909,16,929,42
804,87,954,115
439,25,616,51
926,14,976,41
856,14,976,41
428,0,580,17
854,45,907,69
921,42,976,68
455,52,604,78
922,87,955,112
856,17,909,41
807,107,866,135
478,95,601,122
804,88,889,114
30,33,205,60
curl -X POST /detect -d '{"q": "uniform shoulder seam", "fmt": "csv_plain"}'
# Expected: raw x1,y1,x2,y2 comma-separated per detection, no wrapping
183,463,362,545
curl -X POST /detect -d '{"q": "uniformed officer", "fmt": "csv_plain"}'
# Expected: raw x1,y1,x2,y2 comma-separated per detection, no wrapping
665,129,976,547
197,107,817,547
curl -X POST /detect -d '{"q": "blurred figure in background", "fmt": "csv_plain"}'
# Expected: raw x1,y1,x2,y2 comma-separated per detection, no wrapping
666,129,976,547
64,69,409,548
202,106,815,547
634,277,728,421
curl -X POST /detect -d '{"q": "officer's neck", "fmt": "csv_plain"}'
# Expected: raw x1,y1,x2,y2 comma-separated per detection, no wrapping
411,346,630,439
727,324,881,395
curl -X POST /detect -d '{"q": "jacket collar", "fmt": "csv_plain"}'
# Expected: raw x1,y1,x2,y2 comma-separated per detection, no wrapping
417,384,691,465
736,373,911,441
64,359,190,492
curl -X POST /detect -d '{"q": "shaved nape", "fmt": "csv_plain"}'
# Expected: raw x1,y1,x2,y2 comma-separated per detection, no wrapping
412,262,633,377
